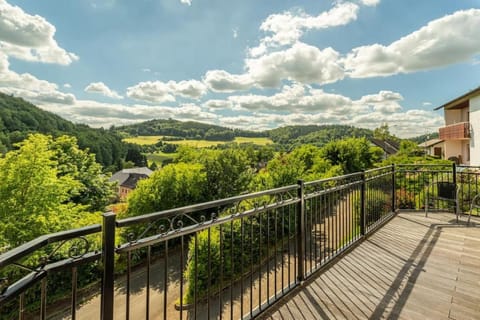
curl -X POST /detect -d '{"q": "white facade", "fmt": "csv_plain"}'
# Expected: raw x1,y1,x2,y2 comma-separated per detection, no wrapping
469,95,480,165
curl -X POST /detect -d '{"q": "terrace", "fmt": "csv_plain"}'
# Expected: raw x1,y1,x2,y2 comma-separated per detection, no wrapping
1,164,479,320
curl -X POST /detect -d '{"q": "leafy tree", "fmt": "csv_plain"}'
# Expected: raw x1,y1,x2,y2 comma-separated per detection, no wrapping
319,137,381,174
125,146,147,167
0,134,95,247
373,123,400,142
49,135,115,211
126,163,207,217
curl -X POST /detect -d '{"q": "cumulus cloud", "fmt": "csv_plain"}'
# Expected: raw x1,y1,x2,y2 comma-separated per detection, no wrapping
249,2,359,56
85,82,123,99
356,90,403,113
42,100,217,128
0,52,75,105
204,70,254,92
127,80,207,103
344,9,480,77
180,0,191,6
202,99,234,111
0,0,78,65
245,43,344,87
359,0,380,7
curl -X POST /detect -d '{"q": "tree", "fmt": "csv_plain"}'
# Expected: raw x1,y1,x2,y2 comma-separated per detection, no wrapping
373,123,399,142
50,135,115,211
0,135,89,247
125,146,147,167
320,137,381,174
126,163,207,217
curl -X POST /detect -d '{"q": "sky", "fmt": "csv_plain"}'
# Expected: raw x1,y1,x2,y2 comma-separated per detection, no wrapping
1,0,479,137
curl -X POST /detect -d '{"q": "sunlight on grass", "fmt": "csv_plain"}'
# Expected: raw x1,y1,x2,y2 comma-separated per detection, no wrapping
124,136,273,146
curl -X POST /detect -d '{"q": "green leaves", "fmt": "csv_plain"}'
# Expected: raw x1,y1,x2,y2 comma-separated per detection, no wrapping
0,134,111,247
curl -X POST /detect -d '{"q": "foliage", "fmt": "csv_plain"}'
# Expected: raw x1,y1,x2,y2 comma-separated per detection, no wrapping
319,137,382,174
0,92,126,169
373,123,400,142
126,163,207,217
268,124,373,147
0,134,107,246
174,147,254,199
125,145,148,167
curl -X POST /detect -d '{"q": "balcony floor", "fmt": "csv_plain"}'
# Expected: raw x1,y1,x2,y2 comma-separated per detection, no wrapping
262,212,480,320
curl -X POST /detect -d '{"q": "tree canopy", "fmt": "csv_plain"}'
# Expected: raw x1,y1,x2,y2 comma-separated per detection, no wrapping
0,134,110,247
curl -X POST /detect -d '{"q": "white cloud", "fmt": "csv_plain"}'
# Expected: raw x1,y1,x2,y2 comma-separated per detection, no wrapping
0,0,78,65
202,99,234,111
0,52,75,105
423,102,432,106
64,83,72,88
344,9,480,78
245,43,344,87
85,82,123,99
172,80,208,99
204,70,254,92
127,79,207,103
232,28,238,39
126,81,174,103
359,0,380,7
42,100,217,128
180,0,191,6
249,2,359,57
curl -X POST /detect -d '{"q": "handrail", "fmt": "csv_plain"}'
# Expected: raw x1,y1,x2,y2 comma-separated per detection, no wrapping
0,224,101,268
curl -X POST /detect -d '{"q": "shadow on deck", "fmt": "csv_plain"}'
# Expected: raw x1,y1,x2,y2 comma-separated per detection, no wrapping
261,212,480,320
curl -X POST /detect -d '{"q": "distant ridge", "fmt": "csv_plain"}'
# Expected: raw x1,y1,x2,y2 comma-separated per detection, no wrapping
0,92,125,168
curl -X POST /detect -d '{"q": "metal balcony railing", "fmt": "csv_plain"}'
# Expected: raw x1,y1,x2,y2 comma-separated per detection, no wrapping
439,122,470,140
1,164,479,319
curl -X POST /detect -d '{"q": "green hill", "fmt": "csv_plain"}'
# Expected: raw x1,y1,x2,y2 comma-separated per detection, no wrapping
268,125,374,147
114,118,266,141
0,92,125,168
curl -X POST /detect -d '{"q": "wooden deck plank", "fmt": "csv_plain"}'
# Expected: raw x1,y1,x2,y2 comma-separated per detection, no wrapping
263,212,480,320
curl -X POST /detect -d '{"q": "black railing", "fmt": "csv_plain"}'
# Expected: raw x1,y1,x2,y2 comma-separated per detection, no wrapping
1,164,478,319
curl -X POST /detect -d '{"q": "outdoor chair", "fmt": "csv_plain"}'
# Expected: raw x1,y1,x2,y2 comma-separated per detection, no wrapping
468,194,480,226
425,181,460,223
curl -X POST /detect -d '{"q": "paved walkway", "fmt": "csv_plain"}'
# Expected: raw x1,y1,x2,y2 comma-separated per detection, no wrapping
263,212,480,320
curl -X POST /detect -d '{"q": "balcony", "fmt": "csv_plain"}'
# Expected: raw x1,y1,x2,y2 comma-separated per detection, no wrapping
1,164,480,319
439,122,470,140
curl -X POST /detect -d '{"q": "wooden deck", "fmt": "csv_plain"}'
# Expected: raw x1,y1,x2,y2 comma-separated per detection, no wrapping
262,212,480,320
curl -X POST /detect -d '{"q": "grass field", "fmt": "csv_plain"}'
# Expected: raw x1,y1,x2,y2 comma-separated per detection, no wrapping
124,136,273,146
146,151,177,164
123,136,163,145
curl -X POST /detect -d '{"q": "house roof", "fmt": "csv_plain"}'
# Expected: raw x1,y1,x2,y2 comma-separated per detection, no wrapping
418,138,444,148
370,138,400,155
120,173,149,189
109,167,153,185
434,86,480,111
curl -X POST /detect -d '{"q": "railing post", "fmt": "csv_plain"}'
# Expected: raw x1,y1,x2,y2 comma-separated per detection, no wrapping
101,212,116,320
296,179,305,282
360,172,366,236
391,164,396,213
452,162,458,216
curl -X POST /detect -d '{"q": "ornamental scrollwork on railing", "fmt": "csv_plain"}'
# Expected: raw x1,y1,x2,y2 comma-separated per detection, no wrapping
126,211,214,244
9,236,91,274
125,189,298,244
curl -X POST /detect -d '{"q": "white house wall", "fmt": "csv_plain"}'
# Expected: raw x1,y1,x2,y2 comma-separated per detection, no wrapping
470,95,480,165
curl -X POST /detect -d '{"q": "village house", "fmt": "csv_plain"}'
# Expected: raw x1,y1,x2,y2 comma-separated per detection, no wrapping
436,86,480,165
109,167,153,200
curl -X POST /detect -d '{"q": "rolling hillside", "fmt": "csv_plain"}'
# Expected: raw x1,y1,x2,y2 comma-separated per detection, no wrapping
0,92,125,168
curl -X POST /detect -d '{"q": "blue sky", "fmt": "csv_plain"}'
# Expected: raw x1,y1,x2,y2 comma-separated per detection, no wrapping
1,0,479,137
